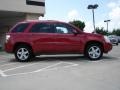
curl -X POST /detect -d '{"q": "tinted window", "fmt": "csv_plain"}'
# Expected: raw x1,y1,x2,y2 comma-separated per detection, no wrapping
30,23,55,33
54,24,73,34
11,23,29,33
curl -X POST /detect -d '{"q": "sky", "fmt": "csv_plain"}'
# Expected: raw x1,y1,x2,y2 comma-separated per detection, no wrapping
39,0,120,33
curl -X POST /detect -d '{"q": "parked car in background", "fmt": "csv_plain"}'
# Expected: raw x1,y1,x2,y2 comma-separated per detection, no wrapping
5,20,112,62
108,35,119,45
117,36,120,43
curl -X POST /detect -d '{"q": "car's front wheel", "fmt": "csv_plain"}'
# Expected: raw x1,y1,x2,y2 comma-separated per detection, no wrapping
116,43,119,46
85,44,103,60
14,45,33,62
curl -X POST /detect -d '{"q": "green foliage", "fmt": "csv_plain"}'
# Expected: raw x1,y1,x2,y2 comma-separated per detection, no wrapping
69,20,120,36
112,29,120,36
96,27,120,36
96,27,108,35
69,20,85,31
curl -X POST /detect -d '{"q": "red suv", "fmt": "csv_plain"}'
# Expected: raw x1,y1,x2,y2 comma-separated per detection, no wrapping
5,20,112,62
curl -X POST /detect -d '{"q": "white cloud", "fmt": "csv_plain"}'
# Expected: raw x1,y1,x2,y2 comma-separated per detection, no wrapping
107,2,116,8
96,21,114,32
108,1,120,29
109,7,120,21
84,21,105,33
67,10,93,32
84,20,114,33
67,9,83,21
105,0,120,30
84,21,93,33
96,21,106,28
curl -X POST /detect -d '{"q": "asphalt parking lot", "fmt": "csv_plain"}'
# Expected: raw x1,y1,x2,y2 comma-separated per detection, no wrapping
0,45,120,90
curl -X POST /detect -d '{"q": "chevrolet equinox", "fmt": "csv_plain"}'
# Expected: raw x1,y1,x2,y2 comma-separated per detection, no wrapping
5,20,112,62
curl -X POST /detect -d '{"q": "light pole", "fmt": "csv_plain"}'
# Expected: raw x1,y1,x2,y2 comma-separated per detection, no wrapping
104,20,111,32
87,4,98,33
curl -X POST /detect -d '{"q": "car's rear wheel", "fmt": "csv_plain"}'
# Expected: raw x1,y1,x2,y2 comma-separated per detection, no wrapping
14,45,33,62
116,43,118,45
85,44,103,60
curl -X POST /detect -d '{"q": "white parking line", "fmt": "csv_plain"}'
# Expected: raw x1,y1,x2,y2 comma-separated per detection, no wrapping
62,64,78,68
0,70,7,77
46,61,78,71
4,62,63,77
0,63,16,67
62,61,78,66
34,62,63,73
3,61,78,77
3,63,38,72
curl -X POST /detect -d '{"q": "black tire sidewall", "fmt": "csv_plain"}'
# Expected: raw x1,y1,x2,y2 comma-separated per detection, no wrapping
85,44,103,60
14,45,32,62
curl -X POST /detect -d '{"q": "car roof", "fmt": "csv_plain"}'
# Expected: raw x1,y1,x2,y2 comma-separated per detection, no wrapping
16,20,84,33
19,20,67,24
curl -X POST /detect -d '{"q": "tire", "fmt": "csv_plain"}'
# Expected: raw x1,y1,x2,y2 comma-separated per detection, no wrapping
32,54,36,58
14,45,33,62
116,43,118,46
85,44,103,61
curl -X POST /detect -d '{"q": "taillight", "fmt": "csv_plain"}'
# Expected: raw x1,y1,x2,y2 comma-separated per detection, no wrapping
6,35,10,43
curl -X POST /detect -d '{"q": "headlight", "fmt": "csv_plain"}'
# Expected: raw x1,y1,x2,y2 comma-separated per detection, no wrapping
6,35,10,43
104,36,110,43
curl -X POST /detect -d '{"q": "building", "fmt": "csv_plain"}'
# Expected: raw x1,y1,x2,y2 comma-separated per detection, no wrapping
0,0,45,49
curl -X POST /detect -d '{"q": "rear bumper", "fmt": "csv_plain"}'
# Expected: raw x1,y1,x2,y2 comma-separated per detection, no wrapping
104,43,112,53
4,43,13,53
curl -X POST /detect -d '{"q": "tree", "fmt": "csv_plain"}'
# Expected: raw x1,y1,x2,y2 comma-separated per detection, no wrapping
112,29,120,36
69,20,85,31
96,27,108,35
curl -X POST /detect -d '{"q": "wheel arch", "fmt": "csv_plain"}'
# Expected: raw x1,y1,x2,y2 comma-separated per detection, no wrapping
84,41,104,54
13,42,33,53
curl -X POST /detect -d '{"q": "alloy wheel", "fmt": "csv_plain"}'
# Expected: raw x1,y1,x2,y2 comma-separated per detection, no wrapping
17,48,29,61
88,46,101,59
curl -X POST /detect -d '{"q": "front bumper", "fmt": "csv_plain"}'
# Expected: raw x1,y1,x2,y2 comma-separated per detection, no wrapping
104,42,112,53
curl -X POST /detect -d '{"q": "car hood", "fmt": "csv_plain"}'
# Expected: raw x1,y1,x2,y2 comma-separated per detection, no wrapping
83,32,103,37
82,32,105,41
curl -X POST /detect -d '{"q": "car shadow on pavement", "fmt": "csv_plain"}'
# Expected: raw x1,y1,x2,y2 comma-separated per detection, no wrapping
102,56,119,59
33,55,86,62
9,55,119,63
9,55,87,63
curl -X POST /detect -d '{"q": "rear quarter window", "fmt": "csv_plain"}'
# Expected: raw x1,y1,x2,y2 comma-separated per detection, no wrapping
29,23,55,33
11,23,29,33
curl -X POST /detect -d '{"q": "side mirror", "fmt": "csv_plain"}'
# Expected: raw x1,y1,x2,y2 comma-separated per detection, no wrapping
73,30,78,35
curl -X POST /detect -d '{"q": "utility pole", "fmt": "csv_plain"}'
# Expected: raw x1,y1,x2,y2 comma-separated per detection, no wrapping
104,20,111,32
87,4,98,33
